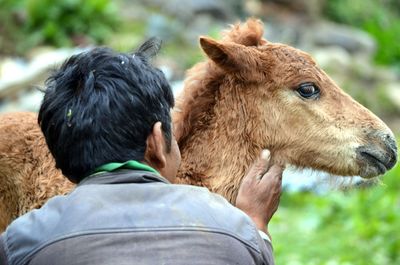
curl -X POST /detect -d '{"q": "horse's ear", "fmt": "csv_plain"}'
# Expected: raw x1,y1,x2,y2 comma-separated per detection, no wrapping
200,37,242,70
135,37,162,59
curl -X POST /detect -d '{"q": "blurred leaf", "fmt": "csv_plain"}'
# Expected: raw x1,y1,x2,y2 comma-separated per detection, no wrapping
324,0,400,66
1,0,119,53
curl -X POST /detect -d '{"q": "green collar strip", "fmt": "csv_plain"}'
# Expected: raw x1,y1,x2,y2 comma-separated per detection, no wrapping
91,160,159,176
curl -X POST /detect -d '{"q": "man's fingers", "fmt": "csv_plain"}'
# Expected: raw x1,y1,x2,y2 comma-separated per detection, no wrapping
260,164,284,185
242,149,272,184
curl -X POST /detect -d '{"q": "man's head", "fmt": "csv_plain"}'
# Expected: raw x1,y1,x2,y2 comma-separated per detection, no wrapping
38,39,180,183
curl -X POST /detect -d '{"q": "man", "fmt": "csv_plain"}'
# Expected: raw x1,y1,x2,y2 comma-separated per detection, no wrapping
0,39,283,265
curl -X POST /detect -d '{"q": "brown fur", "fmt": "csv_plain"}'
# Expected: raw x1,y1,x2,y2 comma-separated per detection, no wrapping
0,19,396,231
0,112,74,230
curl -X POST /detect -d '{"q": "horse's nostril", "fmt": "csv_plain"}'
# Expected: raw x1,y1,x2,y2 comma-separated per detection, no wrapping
383,134,398,168
386,149,397,170
385,134,397,147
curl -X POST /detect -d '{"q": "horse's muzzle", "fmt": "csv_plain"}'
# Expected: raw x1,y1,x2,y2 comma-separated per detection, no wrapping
356,132,397,178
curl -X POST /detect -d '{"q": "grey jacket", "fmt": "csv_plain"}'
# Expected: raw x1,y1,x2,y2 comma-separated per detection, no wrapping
0,170,274,265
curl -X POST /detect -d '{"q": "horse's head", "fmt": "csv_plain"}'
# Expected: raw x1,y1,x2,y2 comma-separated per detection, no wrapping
199,19,397,178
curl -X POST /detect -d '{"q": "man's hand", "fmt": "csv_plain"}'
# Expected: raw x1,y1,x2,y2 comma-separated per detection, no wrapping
235,150,284,239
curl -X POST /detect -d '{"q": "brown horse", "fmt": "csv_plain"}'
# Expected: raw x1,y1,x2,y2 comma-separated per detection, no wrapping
0,19,397,232
173,19,397,199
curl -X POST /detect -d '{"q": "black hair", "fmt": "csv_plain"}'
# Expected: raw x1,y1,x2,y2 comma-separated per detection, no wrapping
38,39,174,183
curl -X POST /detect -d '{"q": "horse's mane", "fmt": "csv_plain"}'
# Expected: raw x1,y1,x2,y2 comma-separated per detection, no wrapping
173,18,265,148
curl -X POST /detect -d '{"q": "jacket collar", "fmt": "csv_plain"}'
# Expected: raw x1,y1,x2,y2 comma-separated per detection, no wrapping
90,160,159,176
78,169,170,186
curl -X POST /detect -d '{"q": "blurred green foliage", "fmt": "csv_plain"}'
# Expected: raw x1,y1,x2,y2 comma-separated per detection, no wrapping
271,150,400,265
0,0,24,55
0,0,118,55
324,0,400,67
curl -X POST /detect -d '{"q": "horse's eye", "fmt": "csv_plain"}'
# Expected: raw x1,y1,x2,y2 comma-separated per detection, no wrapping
297,83,320,99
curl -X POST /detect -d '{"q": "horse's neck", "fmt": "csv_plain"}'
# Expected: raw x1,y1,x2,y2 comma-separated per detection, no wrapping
176,81,264,203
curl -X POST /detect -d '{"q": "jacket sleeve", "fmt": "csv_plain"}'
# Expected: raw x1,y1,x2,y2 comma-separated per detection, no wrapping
255,231,275,265
0,234,9,265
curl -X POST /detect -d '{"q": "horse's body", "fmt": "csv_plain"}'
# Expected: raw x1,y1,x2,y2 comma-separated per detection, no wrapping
0,19,397,231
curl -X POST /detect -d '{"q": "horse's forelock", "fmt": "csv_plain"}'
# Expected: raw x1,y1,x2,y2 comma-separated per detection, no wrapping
222,18,265,47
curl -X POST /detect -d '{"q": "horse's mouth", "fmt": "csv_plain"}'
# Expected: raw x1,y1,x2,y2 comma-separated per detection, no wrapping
356,145,397,178
360,151,389,174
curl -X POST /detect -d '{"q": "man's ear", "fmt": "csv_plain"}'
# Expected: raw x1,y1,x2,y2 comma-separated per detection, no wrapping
200,37,247,71
144,122,167,170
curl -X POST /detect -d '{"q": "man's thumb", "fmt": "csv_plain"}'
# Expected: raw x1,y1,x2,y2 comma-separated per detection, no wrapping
255,149,271,177
261,149,270,161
